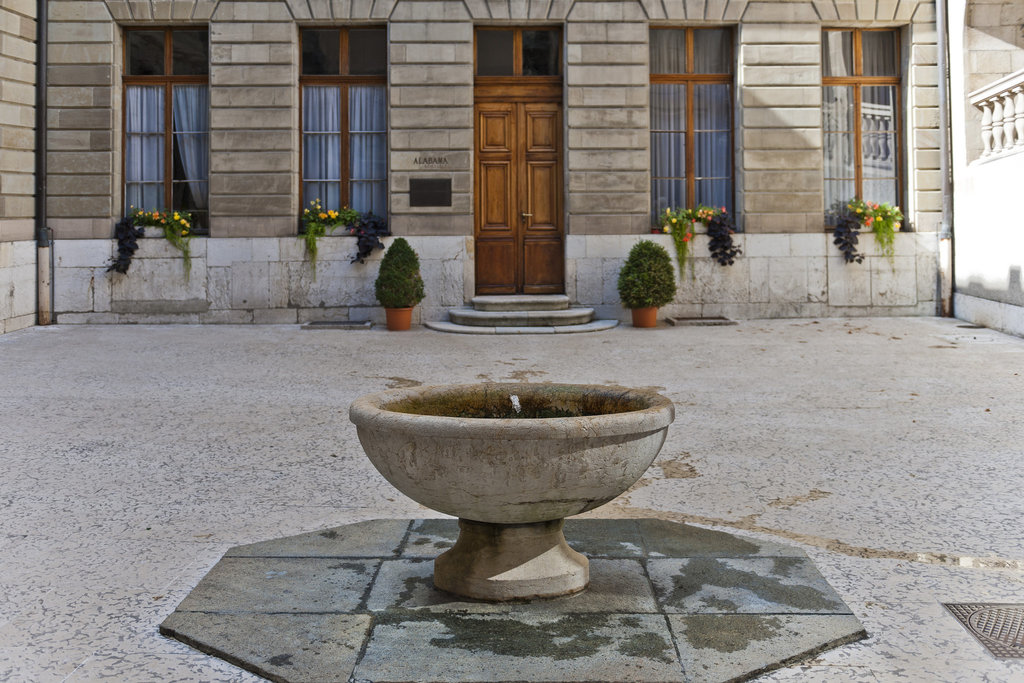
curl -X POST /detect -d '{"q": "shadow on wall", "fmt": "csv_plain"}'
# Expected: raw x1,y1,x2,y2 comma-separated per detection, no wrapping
960,265,1024,307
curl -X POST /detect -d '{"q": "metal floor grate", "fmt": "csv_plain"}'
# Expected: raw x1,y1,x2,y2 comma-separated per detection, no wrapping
944,603,1024,659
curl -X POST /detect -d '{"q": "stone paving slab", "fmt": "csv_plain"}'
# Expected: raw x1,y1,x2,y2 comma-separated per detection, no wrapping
356,612,687,682
161,613,371,683
174,557,378,613
669,614,867,683
160,518,866,682
648,557,850,615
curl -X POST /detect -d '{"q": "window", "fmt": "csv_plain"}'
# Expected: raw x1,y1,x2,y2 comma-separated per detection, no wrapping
650,28,734,219
822,29,901,220
475,27,560,77
124,28,210,231
300,28,387,217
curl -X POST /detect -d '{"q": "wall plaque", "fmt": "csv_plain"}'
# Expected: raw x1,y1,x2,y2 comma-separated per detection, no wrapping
409,178,452,207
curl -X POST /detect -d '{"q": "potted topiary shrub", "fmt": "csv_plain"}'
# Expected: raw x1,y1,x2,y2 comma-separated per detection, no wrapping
374,237,425,331
617,240,677,328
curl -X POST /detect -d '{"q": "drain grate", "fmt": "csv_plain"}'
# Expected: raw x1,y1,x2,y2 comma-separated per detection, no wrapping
665,316,737,327
944,603,1024,658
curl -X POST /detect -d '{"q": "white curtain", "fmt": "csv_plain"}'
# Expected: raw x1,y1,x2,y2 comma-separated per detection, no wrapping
694,83,732,212
349,85,387,216
650,83,686,215
302,85,342,210
823,85,855,214
125,85,164,212
172,84,209,212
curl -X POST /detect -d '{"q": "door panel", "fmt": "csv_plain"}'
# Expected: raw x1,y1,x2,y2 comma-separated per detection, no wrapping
475,99,562,294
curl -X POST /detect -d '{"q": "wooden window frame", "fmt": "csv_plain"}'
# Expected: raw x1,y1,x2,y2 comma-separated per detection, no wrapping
649,27,735,217
122,27,209,232
474,27,562,99
821,28,903,212
298,27,388,214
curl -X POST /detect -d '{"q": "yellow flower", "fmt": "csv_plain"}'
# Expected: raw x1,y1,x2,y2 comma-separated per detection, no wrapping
181,230,187,236
173,212,180,220
328,210,338,219
319,212,327,220
671,218,677,224
663,226,670,233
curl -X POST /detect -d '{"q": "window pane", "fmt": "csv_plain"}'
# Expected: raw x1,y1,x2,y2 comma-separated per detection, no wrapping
126,86,164,133
523,30,559,75
171,85,209,216
125,85,164,210
650,83,685,131
693,84,730,132
693,29,731,74
172,29,208,75
651,132,685,178
349,28,387,75
477,30,514,75
694,132,731,177
862,31,898,77
822,85,855,132
303,86,341,132
172,180,209,231
696,179,732,214
822,31,853,77
863,179,898,206
650,29,686,74
824,179,856,218
304,182,342,211
350,85,387,215
128,31,165,76
125,137,163,182
302,29,340,75
824,133,856,181
652,179,685,218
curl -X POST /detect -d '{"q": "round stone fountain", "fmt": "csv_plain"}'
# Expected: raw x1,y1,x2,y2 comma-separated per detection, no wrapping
349,383,674,601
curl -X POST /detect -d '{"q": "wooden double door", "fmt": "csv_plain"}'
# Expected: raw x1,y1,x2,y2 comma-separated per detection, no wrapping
474,98,563,295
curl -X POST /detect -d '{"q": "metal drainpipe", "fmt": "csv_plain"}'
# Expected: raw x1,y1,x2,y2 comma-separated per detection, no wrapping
935,0,955,317
35,0,52,325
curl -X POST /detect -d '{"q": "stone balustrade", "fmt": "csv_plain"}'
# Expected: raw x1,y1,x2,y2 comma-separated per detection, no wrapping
971,68,1024,159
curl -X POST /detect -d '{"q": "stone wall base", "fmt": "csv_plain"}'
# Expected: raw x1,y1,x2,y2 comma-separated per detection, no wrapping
54,235,472,325
569,232,940,321
1,241,37,334
954,292,1024,338
52,232,938,325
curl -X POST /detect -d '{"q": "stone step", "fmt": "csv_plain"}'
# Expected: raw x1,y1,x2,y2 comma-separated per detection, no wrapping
425,319,619,335
449,306,594,327
471,295,570,312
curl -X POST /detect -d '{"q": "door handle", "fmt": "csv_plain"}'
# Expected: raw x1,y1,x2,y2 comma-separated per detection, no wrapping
520,213,533,222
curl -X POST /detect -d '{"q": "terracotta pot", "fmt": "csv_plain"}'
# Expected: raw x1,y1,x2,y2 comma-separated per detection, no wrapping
384,307,414,331
630,307,658,328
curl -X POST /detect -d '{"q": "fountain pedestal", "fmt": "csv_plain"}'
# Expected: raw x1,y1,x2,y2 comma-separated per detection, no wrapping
434,519,588,600
349,383,674,601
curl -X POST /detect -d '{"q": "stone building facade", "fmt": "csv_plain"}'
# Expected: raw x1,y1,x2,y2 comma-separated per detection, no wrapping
948,0,1024,337
6,0,952,328
0,0,38,334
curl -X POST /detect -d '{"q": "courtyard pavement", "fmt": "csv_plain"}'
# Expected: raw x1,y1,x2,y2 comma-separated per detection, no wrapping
0,317,1022,682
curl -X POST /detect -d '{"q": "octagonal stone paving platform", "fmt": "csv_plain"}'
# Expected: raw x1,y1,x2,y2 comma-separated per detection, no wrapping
159,519,866,683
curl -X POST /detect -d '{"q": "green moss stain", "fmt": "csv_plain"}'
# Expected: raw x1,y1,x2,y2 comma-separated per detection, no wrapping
378,613,616,660
665,558,843,612
385,385,651,419
617,632,674,663
683,615,784,653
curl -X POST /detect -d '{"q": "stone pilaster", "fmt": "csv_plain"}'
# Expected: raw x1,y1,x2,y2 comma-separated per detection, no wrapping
208,0,298,237
566,0,650,235
388,1,474,236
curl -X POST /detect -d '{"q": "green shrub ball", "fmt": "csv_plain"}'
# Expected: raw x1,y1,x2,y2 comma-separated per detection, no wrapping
375,237,426,309
617,240,677,309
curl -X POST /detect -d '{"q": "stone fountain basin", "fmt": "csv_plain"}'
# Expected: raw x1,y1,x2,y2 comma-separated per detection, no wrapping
349,383,674,525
